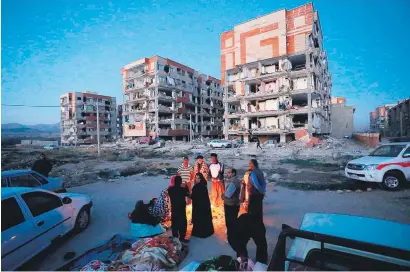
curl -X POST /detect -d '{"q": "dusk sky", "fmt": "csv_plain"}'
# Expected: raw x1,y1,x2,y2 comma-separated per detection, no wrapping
2,0,409,129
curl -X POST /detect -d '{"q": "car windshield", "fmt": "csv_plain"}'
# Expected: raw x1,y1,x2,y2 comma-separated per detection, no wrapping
369,145,406,157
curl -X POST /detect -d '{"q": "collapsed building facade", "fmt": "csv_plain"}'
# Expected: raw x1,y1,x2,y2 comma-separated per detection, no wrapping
60,92,117,145
221,3,332,143
121,56,224,140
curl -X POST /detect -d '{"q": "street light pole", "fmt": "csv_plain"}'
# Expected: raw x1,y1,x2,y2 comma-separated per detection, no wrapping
96,103,101,157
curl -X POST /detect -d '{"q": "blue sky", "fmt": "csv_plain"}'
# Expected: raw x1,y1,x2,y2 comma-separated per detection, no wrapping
2,0,409,129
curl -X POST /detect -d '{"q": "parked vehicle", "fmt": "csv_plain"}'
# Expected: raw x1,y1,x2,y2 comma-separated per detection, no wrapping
1,170,66,193
1,187,93,271
268,213,410,270
138,137,151,144
44,144,59,150
344,142,410,190
207,139,232,148
389,136,410,143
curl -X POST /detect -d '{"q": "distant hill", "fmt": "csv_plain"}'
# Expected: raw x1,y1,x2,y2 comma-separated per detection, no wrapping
1,122,60,135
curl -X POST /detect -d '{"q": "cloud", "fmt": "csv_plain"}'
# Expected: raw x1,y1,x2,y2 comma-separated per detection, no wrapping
369,81,379,89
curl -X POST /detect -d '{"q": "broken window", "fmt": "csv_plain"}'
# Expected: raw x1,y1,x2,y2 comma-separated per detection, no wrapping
293,115,308,128
77,97,82,101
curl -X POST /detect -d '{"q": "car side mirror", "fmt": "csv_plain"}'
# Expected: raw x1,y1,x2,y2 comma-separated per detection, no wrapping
62,197,72,204
403,154,410,158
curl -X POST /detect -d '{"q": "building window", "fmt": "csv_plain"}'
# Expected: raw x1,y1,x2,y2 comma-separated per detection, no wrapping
157,64,164,71
181,70,185,76
77,97,81,101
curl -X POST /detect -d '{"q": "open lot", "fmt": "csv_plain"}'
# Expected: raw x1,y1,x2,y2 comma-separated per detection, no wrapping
3,138,409,270
21,175,410,271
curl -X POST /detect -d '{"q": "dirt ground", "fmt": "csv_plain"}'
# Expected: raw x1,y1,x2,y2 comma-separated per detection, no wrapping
20,176,410,271
3,138,410,270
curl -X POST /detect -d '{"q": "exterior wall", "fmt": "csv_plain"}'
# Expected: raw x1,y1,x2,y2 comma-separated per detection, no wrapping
353,133,379,148
370,111,377,131
60,92,117,145
222,3,331,139
388,98,410,137
220,3,313,85
331,103,355,138
122,56,224,140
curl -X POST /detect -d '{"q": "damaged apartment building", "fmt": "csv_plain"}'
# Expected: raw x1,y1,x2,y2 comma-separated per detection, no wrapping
221,2,332,143
121,56,224,140
60,92,117,145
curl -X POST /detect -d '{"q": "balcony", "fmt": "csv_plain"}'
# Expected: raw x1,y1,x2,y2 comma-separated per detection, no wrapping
157,93,175,102
158,129,190,136
176,96,189,103
149,105,175,113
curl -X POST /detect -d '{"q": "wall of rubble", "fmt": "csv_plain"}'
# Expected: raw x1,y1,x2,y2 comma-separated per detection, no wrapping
352,133,379,147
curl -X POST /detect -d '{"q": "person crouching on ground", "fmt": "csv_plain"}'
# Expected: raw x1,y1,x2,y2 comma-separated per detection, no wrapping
168,176,190,243
209,153,225,207
222,168,241,245
191,173,214,238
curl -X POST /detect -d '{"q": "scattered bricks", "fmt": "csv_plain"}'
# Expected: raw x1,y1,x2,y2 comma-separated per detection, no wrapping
307,137,320,148
295,129,308,140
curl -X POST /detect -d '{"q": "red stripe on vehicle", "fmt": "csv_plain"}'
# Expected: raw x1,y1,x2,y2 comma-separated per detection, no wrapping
376,161,410,170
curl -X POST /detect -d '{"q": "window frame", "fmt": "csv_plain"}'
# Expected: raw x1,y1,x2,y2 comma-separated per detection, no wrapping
2,197,26,232
21,191,63,218
10,174,42,188
402,146,410,158
31,173,49,185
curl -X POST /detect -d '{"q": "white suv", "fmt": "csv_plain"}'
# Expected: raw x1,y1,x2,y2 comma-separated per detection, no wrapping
345,142,410,190
1,187,92,271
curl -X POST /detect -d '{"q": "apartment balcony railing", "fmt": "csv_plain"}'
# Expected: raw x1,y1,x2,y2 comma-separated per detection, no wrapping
157,93,175,102
158,129,190,136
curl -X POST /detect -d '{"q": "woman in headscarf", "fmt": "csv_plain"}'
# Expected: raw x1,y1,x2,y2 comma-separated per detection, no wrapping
148,176,174,223
191,173,214,238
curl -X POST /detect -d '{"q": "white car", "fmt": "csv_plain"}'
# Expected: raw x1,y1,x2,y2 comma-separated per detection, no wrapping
207,139,232,148
1,187,93,271
345,142,410,190
44,144,59,150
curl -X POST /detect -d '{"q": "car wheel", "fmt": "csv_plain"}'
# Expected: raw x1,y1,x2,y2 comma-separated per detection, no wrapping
221,145,226,148
381,172,402,191
74,207,90,233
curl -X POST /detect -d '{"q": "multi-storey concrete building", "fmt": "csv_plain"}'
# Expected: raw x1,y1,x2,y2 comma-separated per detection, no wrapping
370,104,395,134
330,97,355,138
221,2,331,143
60,92,117,145
121,56,224,140
388,98,410,137
117,104,124,139
370,111,377,131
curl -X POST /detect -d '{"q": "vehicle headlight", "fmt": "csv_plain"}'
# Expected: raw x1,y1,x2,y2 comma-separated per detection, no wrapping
364,164,379,170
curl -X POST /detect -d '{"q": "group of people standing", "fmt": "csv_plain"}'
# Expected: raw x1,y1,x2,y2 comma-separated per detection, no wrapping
168,153,268,265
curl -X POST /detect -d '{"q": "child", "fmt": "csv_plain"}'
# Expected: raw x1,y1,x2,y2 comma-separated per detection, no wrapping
168,176,190,242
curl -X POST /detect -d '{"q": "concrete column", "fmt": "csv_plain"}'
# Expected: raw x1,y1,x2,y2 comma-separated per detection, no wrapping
154,89,159,135
307,92,312,134
224,87,229,139
183,136,187,141
280,133,286,143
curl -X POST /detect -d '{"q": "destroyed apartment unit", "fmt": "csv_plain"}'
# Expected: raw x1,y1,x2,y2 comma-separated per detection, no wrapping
60,92,117,145
121,56,224,140
221,2,331,142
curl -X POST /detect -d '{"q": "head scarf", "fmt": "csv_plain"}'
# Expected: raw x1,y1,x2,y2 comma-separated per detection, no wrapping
168,176,176,188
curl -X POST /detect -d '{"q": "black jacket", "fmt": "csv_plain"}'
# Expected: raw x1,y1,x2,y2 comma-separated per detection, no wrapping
32,159,52,177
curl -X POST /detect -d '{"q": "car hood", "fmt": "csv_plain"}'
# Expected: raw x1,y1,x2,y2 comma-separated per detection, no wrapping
59,192,90,202
349,156,395,165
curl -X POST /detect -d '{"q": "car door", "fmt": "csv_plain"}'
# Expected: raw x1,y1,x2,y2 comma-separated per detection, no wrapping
31,173,52,191
1,196,40,271
10,174,42,189
20,191,72,247
1,177,9,188
402,146,410,180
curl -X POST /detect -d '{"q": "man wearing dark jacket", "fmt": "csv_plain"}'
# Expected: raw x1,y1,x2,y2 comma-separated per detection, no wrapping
222,168,241,245
168,176,190,242
32,153,53,177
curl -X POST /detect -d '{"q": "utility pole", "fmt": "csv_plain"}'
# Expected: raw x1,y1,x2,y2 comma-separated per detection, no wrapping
189,114,192,143
96,103,101,157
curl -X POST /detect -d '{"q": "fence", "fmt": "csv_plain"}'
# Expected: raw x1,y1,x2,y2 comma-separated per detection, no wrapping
352,133,379,147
